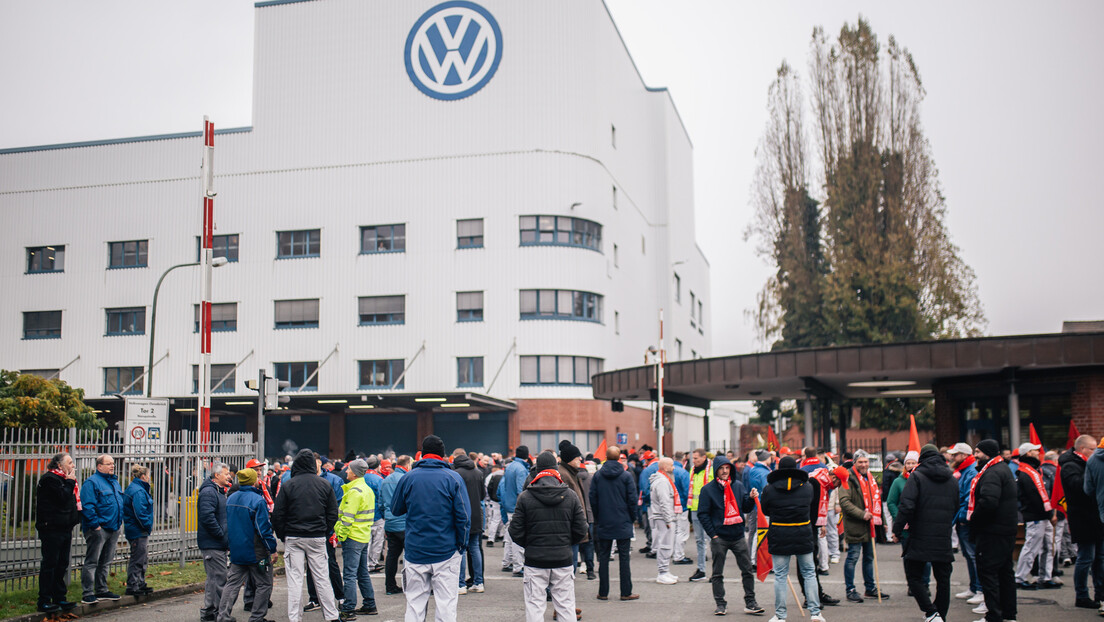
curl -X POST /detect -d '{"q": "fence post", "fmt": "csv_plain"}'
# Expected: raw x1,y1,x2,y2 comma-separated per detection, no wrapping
881,437,888,472
179,430,187,569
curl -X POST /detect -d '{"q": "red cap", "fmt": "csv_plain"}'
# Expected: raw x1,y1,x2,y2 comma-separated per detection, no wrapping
381,459,392,469
832,466,850,488
780,447,793,455
246,459,264,469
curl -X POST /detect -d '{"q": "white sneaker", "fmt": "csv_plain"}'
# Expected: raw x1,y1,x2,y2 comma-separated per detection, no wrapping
971,602,987,614
768,617,784,622
656,573,678,585
955,589,975,599
457,586,467,595
966,592,985,605
829,556,840,564
924,614,944,622
810,615,825,622
470,583,484,593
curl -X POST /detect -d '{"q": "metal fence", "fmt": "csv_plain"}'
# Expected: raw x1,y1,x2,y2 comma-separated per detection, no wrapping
0,427,256,591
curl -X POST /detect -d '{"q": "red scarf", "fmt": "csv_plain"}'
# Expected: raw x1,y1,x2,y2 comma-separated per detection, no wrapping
530,468,562,485
1018,461,1053,512
953,454,976,480
422,454,444,462
811,468,837,526
50,469,81,511
719,476,742,525
800,457,821,468
661,471,683,514
852,467,882,535
967,456,1003,520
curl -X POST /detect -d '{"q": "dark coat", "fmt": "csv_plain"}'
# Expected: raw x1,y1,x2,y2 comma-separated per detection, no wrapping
1016,455,1055,522
589,459,637,540
557,463,590,542
271,449,339,540
1060,449,1102,544
759,466,816,555
697,457,755,542
577,468,594,524
452,454,486,535
969,457,1019,537
839,468,878,544
892,449,958,562
122,479,154,541
36,471,81,533
392,456,470,564
197,476,228,550
487,471,503,502
509,474,587,568
226,486,277,565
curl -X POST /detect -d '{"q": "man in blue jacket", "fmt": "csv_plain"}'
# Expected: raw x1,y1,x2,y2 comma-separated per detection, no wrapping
698,456,764,616
500,446,531,574
671,455,692,565
380,455,410,595
392,435,470,622
123,464,154,597
948,442,984,604
362,455,386,572
198,462,232,622
217,468,277,622
80,454,125,603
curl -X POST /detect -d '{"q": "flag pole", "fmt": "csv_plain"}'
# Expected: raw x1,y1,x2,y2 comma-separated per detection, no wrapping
871,538,883,602
787,576,806,617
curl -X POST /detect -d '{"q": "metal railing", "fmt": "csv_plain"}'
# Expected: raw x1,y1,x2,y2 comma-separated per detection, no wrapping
0,427,256,591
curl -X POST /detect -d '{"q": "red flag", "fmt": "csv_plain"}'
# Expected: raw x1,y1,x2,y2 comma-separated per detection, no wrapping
1067,420,1080,450
754,497,773,581
1029,423,1042,449
1051,465,1067,516
908,414,921,454
767,428,780,453
595,438,607,462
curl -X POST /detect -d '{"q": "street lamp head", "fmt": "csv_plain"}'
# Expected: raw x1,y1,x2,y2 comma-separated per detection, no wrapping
647,345,658,355
211,257,230,267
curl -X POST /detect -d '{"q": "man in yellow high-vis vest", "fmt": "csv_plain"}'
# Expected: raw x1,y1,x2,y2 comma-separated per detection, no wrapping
688,448,714,582
336,459,377,619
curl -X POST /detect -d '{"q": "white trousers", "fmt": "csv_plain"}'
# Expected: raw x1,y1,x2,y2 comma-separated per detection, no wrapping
404,552,461,622
652,518,675,574
368,520,386,565
818,530,830,571
503,512,525,572
825,509,840,558
284,536,338,622
523,565,575,622
484,500,503,540
673,511,690,560
1016,519,1054,582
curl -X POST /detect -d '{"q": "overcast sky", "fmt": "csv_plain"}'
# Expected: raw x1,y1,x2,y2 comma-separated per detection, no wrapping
2,1,1101,355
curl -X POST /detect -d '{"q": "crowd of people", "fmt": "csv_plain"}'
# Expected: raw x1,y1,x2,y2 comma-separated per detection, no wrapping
31,432,1104,622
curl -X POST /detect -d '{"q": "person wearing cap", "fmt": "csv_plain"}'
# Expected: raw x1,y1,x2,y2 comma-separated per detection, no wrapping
380,455,411,595
1014,441,1057,589
1062,434,1104,609
500,445,531,575
760,455,824,622
509,451,588,622
968,439,1018,622
839,450,889,602
947,442,984,604
361,455,386,573
335,459,377,619
391,435,471,622
217,468,277,622
697,454,764,616
886,452,919,523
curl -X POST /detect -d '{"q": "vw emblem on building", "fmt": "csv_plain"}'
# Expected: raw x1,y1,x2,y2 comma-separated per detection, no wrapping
405,1,503,101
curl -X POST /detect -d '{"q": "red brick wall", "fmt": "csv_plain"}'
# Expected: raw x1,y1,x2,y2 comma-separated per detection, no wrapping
1073,373,1104,436
513,399,655,453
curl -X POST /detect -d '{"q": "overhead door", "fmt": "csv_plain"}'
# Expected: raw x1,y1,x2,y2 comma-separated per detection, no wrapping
345,413,419,457
432,411,508,455
264,414,330,460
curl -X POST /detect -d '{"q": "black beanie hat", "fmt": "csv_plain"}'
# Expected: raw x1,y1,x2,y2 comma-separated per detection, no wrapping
559,440,582,464
515,445,530,461
778,456,798,470
976,439,1000,459
535,451,558,471
421,434,446,457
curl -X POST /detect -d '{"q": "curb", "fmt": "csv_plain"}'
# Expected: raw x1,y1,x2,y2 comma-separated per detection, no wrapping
7,567,286,622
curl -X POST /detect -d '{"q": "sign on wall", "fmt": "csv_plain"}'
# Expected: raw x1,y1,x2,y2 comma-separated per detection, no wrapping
405,1,503,101
616,433,628,445
124,397,169,454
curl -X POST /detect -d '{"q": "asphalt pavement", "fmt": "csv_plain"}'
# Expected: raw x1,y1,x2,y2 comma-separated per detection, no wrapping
87,528,1099,622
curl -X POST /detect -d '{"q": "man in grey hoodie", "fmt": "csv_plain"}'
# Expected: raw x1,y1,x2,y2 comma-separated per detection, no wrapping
650,458,680,585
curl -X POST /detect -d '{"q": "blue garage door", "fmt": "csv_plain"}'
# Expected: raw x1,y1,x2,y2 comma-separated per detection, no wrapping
345,413,419,457
209,414,247,434
432,411,509,455
264,414,330,461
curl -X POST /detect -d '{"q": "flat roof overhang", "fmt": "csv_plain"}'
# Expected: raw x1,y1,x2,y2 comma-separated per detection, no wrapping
592,332,1104,408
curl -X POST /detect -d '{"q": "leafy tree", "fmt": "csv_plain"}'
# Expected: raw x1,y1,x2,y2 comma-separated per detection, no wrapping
0,370,106,430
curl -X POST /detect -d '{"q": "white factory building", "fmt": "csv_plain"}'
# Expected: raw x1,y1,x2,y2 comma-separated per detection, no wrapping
0,0,715,458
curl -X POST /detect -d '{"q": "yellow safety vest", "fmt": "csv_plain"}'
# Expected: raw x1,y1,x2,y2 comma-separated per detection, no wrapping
335,477,375,544
689,462,713,511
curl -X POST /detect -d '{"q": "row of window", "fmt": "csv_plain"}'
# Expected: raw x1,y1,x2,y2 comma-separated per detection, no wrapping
25,215,604,274
101,354,603,395
673,272,705,330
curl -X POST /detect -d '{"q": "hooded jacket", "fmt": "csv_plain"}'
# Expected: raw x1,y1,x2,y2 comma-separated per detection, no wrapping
557,462,590,541
79,470,124,532
36,470,81,533
500,457,529,514
391,456,470,564
1061,449,1102,543
122,479,154,541
226,485,277,565
1084,448,1104,524
697,457,754,541
969,454,1018,537
380,467,408,533
648,470,677,524
197,476,228,550
839,467,879,544
953,455,978,524
589,458,637,540
743,461,770,495
759,465,817,556
453,454,486,535
508,473,588,568
1017,455,1055,522
892,448,958,562
271,449,339,540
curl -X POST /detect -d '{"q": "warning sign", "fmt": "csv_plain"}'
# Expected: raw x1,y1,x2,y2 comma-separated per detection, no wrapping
124,397,169,454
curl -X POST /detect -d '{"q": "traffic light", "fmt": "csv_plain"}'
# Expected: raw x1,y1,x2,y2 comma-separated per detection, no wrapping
265,377,290,410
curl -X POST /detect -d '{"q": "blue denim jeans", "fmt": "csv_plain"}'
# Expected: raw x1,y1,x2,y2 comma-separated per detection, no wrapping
692,511,708,572
458,532,483,587
843,541,874,594
955,523,981,593
773,553,820,619
340,539,375,612
1075,538,1104,600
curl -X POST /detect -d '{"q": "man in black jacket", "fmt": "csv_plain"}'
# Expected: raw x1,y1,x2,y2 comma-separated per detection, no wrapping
1014,441,1058,589
969,439,1018,622
36,453,81,614
198,462,232,622
453,449,487,593
697,456,764,616
509,451,588,622
1062,434,1104,608
760,456,822,622
893,444,959,622
589,446,639,601
271,448,340,622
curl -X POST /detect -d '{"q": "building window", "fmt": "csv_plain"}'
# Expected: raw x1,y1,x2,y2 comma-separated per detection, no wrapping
105,307,145,336
519,355,603,386
674,273,681,303
457,219,484,249
108,240,148,269
277,229,320,258
611,124,616,148
612,185,617,209
275,361,318,391
690,291,696,326
358,359,404,389
358,295,405,325
519,290,602,322
192,364,236,394
675,338,683,360
613,244,619,268
23,311,62,339
194,303,238,332
361,224,405,254
614,311,620,335
27,245,65,273
457,291,484,322
698,299,704,330
274,299,319,329
196,234,239,262
519,216,601,252
21,369,59,379
457,357,483,387
104,366,143,395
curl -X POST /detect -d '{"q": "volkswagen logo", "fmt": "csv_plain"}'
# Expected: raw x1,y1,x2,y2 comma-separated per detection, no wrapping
405,1,503,101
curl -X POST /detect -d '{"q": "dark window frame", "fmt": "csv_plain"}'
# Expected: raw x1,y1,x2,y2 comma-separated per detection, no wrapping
196,234,240,262
457,218,484,249
519,289,602,323
358,359,405,389
105,307,146,336
358,295,405,326
274,299,320,329
274,361,319,392
457,356,484,388
23,310,62,339
104,366,143,395
519,355,603,386
26,245,65,273
108,240,148,269
276,229,321,259
194,302,238,332
360,224,406,254
519,215,602,252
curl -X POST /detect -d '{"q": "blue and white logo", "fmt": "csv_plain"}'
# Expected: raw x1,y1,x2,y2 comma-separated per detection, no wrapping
405,1,503,101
